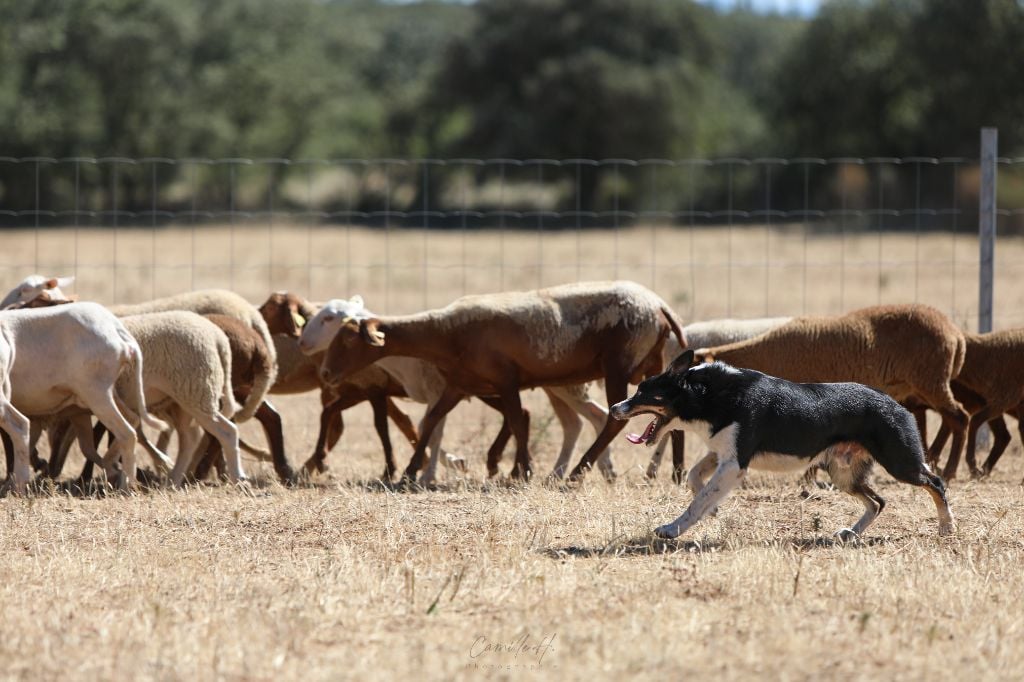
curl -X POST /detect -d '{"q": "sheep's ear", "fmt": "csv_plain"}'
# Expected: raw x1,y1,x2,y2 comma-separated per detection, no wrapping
693,349,714,364
349,294,364,309
290,310,307,330
359,318,386,347
48,276,74,289
668,349,694,374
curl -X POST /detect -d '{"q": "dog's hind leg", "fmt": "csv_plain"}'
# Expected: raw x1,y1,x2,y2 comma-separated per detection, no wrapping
655,457,745,539
871,439,955,537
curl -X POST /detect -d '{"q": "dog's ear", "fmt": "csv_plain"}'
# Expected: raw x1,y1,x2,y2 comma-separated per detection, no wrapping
668,349,694,374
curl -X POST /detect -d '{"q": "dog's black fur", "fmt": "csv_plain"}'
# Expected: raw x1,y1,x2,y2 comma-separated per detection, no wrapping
612,350,954,540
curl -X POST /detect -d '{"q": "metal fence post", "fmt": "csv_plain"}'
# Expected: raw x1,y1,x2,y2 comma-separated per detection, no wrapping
978,127,997,333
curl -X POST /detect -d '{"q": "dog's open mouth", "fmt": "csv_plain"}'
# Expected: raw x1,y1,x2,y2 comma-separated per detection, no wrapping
626,415,664,446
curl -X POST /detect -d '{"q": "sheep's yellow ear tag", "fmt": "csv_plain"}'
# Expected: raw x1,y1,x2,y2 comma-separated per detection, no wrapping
291,311,306,329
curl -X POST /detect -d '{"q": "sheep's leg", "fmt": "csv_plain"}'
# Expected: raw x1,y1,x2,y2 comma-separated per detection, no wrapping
155,428,173,455
545,385,616,481
670,432,686,484
85,388,141,490
403,386,463,483
307,397,345,474
369,392,397,482
168,408,202,486
418,414,449,485
1,430,12,482
45,419,74,479
927,422,952,468
497,387,532,481
386,398,418,447
191,433,219,481
72,420,107,483
647,438,667,479
543,389,583,480
254,400,293,484
567,365,630,482
0,402,33,495
981,413,1013,476
186,411,243,485
906,403,929,451
963,407,1000,478
28,421,46,473
917,385,968,481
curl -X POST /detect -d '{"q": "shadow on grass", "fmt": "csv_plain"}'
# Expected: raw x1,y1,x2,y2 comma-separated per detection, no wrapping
541,535,724,559
542,532,892,559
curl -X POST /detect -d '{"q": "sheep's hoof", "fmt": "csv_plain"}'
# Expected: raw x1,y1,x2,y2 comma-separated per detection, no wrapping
968,467,984,480
653,524,679,540
834,528,860,543
302,456,327,475
671,468,686,486
599,467,618,484
445,454,468,473
644,466,658,480
939,521,955,537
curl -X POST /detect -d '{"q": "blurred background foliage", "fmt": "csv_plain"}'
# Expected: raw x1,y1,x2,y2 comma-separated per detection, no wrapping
1,0,1022,216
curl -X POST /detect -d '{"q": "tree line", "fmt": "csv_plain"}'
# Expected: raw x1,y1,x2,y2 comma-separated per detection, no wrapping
1,0,1021,216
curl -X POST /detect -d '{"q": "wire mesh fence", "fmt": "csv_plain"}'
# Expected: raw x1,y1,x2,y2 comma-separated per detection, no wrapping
2,155,1024,329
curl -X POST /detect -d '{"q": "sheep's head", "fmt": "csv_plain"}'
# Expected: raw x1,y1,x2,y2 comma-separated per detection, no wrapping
0,274,75,310
4,290,79,310
259,291,317,336
298,295,368,355
318,317,386,386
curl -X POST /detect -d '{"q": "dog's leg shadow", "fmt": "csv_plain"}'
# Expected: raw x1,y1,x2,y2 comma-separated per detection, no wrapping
540,533,722,559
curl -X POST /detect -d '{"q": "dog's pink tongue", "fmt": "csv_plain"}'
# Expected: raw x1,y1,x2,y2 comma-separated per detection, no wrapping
626,418,657,445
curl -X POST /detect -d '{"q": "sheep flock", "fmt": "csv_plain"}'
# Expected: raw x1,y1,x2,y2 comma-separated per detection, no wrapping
0,274,1018,518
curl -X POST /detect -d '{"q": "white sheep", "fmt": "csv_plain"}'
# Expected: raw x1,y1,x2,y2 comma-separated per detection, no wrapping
110,289,275,422
118,312,245,486
0,274,75,310
646,316,792,480
299,297,616,483
0,302,165,492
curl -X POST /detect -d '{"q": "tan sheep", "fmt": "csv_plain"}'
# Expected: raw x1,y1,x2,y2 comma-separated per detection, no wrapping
692,304,968,479
915,329,1024,480
110,289,275,422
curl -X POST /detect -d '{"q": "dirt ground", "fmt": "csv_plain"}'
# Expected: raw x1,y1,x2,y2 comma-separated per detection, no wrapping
1,224,1023,681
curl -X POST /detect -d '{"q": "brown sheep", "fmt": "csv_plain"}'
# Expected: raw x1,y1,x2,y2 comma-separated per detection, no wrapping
319,281,684,482
693,304,968,480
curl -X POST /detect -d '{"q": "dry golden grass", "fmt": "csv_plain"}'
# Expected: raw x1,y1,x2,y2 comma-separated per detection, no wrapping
2,223,1024,680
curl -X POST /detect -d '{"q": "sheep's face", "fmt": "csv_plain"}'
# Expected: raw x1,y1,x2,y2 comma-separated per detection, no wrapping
611,350,700,446
259,291,313,337
319,318,386,386
298,296,367,355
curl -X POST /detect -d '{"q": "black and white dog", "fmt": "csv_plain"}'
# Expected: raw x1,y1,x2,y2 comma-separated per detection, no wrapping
611,350,954,541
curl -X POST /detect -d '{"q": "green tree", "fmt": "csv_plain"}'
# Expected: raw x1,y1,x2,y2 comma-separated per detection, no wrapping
424,0,719,160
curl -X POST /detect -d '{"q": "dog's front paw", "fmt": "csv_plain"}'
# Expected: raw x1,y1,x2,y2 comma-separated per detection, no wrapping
834,528,860,543
654,524,680,539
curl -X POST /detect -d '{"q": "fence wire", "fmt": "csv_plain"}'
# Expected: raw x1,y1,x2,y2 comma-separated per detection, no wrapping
2,156,1024,329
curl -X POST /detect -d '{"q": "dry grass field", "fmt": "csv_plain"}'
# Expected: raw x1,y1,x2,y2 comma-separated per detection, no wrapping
2,223,1024,680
